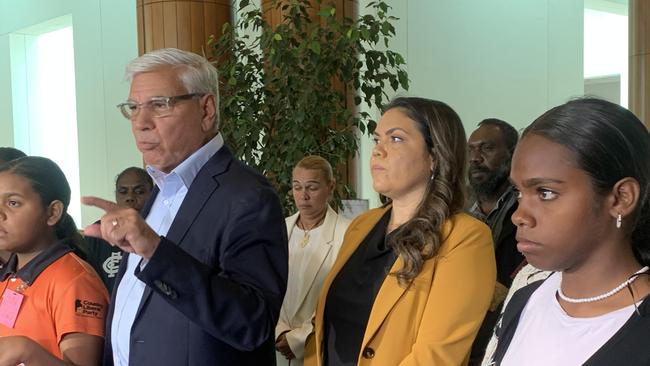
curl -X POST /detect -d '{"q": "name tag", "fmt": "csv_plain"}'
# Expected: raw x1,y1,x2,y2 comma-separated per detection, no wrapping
0,289,24,328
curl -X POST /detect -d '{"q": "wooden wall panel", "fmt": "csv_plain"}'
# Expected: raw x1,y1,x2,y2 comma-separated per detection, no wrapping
142,3,154,53
137,0,145,55
630,0,650,128
205,1,231,50
190,2,205,54
204,2,218,49
262,0,358,27
151,2,165,50
137,0,232,56
176,2,192,52
162,2,178,48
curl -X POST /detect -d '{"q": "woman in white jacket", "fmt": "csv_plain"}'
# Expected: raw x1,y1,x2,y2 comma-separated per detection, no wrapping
275,156,352,366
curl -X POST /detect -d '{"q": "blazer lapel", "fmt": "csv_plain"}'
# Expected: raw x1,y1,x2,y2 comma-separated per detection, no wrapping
361,216,456,346
361,258,409,346
287,206,338,320
314,205,391,357
133,147,232,320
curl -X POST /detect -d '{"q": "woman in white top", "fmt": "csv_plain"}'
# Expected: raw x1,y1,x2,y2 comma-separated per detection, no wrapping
489,98,650,365
275,156,351,366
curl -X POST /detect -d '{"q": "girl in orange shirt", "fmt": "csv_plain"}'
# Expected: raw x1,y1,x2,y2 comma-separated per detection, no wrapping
0,156,108,366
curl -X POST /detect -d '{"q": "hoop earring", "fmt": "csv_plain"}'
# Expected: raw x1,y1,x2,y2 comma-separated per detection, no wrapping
616,213,622,229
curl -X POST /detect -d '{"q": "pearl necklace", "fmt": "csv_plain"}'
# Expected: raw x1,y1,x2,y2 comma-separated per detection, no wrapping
557,266,650,303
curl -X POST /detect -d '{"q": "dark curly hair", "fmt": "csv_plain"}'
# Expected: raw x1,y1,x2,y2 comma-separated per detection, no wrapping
382,97,467,286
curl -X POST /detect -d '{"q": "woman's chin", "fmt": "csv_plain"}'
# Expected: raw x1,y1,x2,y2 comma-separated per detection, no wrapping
372,184,388,197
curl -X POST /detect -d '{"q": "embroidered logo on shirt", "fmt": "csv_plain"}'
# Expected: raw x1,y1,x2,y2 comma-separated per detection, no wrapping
75,299,104,318
102,251,123,278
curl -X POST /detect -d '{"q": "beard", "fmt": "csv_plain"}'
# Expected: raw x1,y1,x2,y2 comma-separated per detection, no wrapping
469,160,510,198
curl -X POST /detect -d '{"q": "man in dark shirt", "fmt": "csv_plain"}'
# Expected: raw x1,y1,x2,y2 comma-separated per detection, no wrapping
467,119,525,365
84,167,153,290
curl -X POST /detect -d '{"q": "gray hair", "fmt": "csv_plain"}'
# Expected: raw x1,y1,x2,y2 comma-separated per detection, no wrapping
125,48,220,129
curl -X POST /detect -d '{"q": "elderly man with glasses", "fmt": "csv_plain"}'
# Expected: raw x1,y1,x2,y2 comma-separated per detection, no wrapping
83,48,288,366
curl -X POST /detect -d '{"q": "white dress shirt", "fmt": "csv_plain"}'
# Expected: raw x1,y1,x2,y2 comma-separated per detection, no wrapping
111,134,223,366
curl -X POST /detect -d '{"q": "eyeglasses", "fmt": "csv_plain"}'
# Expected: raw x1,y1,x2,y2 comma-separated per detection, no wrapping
117,93,205,119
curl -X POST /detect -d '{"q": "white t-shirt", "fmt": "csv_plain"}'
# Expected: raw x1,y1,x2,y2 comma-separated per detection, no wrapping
501,272,636,366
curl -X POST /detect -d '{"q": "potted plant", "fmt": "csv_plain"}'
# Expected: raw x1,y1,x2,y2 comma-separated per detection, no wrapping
211,0,408,213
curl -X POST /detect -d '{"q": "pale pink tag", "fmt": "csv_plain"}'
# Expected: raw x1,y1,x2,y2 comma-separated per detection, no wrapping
0,289,24,328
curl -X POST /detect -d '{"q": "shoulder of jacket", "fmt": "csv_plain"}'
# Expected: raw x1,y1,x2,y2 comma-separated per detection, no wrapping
439,212,492,247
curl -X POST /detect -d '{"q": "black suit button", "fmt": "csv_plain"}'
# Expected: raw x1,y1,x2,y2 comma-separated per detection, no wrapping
362,347,375,359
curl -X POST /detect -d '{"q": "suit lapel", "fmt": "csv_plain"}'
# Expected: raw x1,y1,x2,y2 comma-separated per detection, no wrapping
286,207,337,320
165,148,231,244
133,147,232,321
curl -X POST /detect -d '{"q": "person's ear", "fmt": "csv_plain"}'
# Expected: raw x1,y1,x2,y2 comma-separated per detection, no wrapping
200,94,217,133
608,177,641,225
46,200,65,227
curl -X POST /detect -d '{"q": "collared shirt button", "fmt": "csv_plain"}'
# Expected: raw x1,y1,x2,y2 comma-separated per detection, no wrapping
362,347,375,359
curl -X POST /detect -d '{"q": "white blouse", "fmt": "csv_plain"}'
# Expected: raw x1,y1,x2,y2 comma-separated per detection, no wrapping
501,272,636,366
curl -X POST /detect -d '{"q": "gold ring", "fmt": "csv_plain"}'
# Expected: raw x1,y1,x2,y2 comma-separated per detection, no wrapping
111,219,118,227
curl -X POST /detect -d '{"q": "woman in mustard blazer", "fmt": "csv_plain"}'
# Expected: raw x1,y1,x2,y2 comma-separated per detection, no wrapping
305,97,496,366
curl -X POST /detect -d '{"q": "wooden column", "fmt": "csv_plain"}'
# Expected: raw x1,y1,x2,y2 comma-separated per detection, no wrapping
630,0,650,127
136,0,231,56
262,0,357,27
261,0,360,193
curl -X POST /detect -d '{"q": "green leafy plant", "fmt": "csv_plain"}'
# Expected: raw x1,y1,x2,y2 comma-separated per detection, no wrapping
211,0,408,213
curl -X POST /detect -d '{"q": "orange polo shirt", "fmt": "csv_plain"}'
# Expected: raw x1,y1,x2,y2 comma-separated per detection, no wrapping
0,251,109,359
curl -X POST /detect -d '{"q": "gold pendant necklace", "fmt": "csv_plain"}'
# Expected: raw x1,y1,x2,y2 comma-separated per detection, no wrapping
297,214,325,248
299,231,311,248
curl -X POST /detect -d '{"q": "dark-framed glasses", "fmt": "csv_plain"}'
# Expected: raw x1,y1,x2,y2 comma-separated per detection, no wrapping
117,93,205,119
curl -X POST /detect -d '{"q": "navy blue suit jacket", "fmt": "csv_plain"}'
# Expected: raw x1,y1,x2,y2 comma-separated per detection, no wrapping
103,146,288,365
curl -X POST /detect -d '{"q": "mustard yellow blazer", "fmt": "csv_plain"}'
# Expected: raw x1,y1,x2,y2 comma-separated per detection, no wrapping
304,206,496,366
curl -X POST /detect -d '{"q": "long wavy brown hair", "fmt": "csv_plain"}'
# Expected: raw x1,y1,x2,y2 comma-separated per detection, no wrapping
382,97,467,286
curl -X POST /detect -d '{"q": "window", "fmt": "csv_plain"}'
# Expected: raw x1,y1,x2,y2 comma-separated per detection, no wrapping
10,15,81,225
584,3,628,106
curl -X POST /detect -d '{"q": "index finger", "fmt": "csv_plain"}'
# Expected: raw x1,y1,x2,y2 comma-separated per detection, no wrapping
81,196,120,213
